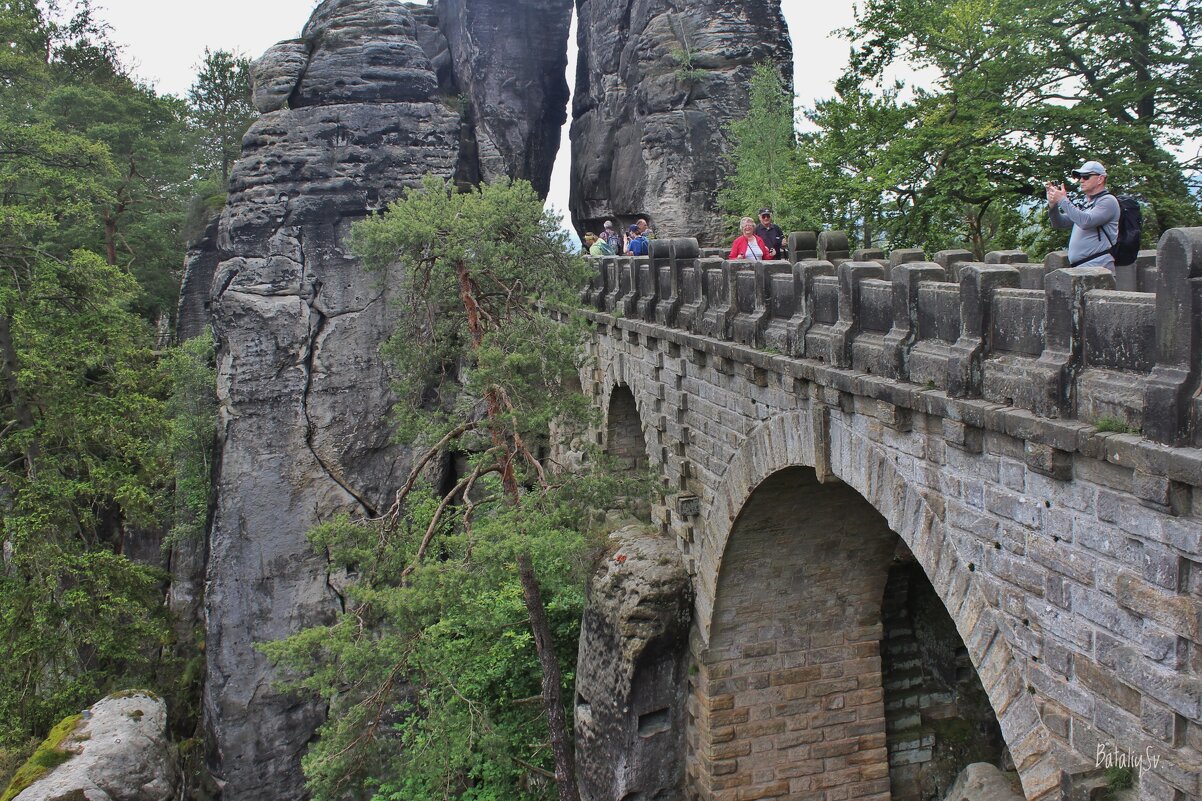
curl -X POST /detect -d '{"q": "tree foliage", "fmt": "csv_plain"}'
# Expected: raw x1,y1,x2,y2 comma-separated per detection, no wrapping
783,0,1201,255
719,63,801,234
0,0,184,754
265,177,647,801
187,48,256,186
0,246,172,746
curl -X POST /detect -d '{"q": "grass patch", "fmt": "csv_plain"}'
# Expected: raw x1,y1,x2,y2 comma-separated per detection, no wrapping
1094,415,1136,434
1100,766,1134,800
0,714,82,801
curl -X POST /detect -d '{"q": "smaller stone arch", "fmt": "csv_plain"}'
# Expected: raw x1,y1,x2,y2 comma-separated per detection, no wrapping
605,384,648,476
591,355,659,475
693,408,1073,801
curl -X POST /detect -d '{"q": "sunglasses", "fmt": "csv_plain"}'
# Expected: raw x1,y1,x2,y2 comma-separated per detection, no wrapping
1074,173,1098,179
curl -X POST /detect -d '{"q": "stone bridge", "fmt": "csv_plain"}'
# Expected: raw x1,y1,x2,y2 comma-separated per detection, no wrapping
570,229,1202,801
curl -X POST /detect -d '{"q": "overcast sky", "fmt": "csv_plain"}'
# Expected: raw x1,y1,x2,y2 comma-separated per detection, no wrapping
95,0,859,224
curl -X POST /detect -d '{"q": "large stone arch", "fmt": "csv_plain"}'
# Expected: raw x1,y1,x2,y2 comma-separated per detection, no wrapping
691,407,1072,801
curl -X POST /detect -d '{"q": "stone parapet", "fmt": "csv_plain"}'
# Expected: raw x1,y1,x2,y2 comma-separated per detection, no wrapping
581,227,1202,447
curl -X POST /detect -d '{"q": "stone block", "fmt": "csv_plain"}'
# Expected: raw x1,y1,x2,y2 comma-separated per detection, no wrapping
1025,441,1073,480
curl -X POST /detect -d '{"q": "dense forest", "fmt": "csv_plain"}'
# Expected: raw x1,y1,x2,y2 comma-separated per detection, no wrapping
0,0,254,784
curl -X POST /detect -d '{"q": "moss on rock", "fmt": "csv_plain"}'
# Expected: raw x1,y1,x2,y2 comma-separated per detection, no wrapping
0,713,83,801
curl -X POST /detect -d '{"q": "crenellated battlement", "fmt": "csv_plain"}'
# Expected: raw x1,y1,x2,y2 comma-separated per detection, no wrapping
581,228,1202,448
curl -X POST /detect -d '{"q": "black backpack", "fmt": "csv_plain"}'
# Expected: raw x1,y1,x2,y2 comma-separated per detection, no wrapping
1110,194,1142,266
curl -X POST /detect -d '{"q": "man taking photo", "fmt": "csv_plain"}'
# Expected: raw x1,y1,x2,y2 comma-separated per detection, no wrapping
1046,160,1120,270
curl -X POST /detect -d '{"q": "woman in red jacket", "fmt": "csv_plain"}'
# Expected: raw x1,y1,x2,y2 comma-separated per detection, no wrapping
728,216,773,260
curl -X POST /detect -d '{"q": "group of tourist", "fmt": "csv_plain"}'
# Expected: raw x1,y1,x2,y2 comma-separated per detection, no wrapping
582,210,787,261
582,158,1125,272
584,218,652,257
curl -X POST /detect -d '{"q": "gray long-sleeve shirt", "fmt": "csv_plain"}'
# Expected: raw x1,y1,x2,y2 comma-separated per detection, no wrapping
1049,191,1120,269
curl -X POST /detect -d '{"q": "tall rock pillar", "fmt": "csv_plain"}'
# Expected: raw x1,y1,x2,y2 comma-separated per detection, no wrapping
201,1,461,797
436,0,574,197
570,0,793,245
196,0,578,797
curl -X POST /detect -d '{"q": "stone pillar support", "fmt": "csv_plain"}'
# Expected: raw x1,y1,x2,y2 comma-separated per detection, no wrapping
797,259,837,358
697,256,735,340
885,246,926,280
947,264,1019,398
731,260,788,347
1144,227,1202,445
786,231,817,263
985,249,1029,264
934,249,974,279
653,238,696,327
817,230,850,265
636,253,658,322
1029,267,1115,417
830,261,884,368
582,256,606,309
601,255,621,313
880,262,947,380
617,256,640,318
676,250,707,334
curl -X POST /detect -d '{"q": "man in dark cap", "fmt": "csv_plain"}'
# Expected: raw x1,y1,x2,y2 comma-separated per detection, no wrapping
755,209,784,260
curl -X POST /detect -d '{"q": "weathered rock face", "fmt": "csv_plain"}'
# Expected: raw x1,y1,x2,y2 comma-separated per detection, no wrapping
570,0,792,245
574,526,693,801
940,763,1025,801
435,0,573,196
202,1,461,798
13,692,177,801
176,213,221,341
188,1,581,796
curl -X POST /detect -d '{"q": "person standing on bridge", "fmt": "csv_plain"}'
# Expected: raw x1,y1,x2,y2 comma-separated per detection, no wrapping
587,232,614,256
625,224,649,256
600,220,621,253
728,217,770,261
1045,159,1120,270
755,208,783,260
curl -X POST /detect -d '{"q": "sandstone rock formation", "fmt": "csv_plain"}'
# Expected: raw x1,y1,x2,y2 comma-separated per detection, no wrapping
13,692,177,801
435,0,573,196
570,0,792,245
193,1,580,798
176,215,221,342
941,763,1025,801
575,526,693,801
202,1,460,798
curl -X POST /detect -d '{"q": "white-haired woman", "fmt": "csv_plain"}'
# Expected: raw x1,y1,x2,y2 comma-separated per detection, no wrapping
728,216,772,260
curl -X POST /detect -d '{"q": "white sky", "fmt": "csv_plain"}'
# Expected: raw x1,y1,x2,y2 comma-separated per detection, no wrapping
94,0,858,225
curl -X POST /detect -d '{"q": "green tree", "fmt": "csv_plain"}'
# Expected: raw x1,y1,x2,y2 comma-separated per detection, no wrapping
43,82,194,326
719,63,801,234
187,48,256,185
0,0,173,750
264,177,645,801
796,0,1201,256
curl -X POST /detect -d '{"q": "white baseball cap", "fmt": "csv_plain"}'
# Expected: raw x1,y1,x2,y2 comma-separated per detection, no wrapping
1070,160,1107,177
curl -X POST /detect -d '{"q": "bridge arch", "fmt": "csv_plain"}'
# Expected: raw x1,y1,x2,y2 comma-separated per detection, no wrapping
604,384,648,475
594,357,659,475
689,408,1067,801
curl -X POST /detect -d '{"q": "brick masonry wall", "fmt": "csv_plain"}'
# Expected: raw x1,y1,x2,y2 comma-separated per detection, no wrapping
583,311,1202,801
690,468,895,801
